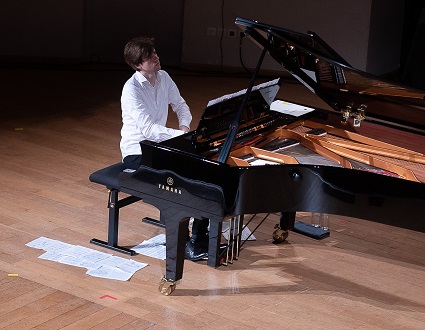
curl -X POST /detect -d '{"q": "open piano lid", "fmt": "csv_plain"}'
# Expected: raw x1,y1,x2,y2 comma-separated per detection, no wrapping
235,17,425,135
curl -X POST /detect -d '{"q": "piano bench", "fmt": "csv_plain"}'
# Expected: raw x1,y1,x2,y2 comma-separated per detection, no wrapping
89,162,159,255
89,161,128,191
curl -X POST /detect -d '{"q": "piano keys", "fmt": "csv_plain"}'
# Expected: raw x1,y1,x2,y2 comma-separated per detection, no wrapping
119,17,425,295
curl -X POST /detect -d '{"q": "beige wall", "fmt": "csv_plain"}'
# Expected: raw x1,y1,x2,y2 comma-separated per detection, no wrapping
182,0,405,75
1,0,405,74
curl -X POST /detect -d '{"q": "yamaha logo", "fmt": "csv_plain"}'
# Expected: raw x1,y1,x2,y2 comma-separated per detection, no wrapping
158,176,182,194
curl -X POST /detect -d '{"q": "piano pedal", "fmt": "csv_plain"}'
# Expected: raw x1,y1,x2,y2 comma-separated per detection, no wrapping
219,245,232,266
272,224,289,244
219,241,239,266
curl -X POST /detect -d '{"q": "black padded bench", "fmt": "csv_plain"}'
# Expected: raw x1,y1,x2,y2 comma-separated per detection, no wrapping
89,162,161,255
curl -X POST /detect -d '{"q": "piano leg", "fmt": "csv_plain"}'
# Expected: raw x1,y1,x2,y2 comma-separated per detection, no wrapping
159,210,190,295
207,216,224,267
273,212,296,243
280,212,296,230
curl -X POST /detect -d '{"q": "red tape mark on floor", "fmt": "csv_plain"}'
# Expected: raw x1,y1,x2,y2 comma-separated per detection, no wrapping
100,295,117,300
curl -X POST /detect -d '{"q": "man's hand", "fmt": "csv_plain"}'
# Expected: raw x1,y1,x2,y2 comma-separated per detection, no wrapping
179,125,190,133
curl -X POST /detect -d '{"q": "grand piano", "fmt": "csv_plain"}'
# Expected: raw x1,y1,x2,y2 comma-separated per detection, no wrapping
119,17,425,295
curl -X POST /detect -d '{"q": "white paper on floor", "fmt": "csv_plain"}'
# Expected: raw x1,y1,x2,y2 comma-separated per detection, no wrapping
221,222,256,241
26,237,148,281
132,234,166,260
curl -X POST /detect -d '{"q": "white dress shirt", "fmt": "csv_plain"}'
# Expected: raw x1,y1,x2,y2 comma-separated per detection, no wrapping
120,70,192,159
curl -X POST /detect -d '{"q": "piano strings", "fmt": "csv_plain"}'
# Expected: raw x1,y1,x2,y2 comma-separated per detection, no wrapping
227,120,425,182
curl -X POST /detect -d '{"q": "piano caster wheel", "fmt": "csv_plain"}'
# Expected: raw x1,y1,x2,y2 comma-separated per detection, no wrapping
159,276,177,296
273,224,288,244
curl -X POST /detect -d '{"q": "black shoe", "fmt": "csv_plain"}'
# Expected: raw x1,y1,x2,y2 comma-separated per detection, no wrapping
185,240,208,261
185,218,210,261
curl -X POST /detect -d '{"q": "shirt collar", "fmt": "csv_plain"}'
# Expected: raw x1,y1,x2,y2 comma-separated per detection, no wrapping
135,70,160,86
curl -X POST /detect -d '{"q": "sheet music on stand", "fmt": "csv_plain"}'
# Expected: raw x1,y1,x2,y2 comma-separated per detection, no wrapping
270,100,315,117
207,78,280,107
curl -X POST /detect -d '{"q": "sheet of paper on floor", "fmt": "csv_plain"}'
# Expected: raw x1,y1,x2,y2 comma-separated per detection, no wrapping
222,222,256,241
26,237,147,281
132,233,166,260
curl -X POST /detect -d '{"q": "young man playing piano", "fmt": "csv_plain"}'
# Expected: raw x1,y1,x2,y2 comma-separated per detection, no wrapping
120,36,209,261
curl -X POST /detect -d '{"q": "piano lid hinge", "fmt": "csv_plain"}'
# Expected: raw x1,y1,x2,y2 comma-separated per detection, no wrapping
341,103,367,127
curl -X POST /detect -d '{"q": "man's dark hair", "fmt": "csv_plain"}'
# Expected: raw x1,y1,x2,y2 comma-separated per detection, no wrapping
124,36,155,70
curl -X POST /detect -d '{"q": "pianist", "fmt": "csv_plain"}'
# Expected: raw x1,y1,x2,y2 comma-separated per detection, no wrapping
120,36,192,169
119,36,209,261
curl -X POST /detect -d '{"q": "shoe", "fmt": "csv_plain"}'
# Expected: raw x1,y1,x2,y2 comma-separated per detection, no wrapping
185,218,209,261
185,240,208,261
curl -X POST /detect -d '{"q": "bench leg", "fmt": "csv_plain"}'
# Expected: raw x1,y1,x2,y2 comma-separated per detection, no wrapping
142,213,165,228
90,189,140,255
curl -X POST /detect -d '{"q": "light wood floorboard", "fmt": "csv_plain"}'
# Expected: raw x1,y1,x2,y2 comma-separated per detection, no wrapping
0,65,425,329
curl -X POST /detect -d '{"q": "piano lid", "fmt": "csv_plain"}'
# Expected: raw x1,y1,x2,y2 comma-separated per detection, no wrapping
235,17,425,135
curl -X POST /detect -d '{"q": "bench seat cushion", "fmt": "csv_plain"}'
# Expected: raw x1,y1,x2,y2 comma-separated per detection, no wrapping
89,162,129,190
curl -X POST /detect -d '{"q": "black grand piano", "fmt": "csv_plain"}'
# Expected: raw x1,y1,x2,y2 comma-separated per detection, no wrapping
119,17,425,295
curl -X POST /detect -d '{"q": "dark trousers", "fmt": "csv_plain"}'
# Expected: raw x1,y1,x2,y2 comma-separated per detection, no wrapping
123,155,142,170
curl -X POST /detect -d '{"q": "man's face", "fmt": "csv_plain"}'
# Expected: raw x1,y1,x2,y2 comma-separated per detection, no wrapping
136,49,161,74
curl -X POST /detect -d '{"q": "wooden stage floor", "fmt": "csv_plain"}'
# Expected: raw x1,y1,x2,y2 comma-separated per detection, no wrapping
1,64,425,329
